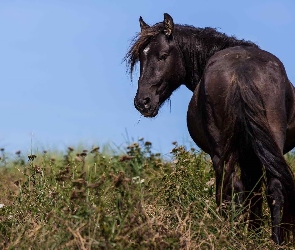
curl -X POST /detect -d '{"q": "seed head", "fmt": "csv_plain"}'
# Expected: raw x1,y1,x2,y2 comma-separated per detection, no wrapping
119,155,135,162
90,147,100,153
68,147,74,152
80,152,87,157
28,154,37,161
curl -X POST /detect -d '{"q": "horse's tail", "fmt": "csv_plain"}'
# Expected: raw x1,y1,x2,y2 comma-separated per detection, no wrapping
222,70,295,240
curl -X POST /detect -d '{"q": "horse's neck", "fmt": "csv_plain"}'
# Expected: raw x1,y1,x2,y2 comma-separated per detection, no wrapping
176,27,256,92
177,35,223,91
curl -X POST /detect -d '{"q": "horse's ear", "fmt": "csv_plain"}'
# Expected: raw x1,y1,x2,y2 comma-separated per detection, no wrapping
163,13,174,37
139,16,149,31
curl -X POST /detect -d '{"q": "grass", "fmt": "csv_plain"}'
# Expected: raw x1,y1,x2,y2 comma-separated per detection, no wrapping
0,140,294,249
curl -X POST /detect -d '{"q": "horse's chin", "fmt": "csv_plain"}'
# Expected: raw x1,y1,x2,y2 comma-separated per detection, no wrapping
143,110,158,118
142,107,159,118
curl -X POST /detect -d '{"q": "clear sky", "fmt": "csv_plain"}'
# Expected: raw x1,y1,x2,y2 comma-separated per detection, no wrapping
0,0,294,155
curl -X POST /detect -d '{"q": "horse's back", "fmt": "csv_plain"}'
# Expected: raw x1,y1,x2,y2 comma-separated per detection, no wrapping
205,46,288,93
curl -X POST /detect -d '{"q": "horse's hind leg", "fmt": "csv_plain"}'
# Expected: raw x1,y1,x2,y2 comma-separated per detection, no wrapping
212,155,233,207
266,177,284,245
231,169,244,206
264,107,287,244
212,155,224,207
239,153,263,230
212,155,244,209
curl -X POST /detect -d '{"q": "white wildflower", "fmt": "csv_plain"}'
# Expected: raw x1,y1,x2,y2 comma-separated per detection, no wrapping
132,176,145,184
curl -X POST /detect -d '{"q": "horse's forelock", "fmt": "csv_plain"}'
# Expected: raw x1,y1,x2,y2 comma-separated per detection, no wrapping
125,24,163,80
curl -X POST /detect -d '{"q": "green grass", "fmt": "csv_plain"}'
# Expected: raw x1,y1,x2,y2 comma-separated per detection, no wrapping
0,140,294,249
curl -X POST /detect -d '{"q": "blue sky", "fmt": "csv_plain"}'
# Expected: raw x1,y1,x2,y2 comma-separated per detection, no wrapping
0,0,294,155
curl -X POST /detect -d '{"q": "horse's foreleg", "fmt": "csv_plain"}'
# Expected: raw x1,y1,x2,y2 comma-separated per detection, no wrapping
267,177,284,245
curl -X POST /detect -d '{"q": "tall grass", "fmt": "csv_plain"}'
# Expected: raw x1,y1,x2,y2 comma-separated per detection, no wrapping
0,140,294,249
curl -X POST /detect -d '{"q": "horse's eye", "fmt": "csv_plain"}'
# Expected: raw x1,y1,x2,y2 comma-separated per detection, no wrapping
159,53,169,61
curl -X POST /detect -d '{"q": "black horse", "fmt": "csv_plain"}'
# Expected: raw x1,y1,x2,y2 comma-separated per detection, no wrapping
125,13,295,245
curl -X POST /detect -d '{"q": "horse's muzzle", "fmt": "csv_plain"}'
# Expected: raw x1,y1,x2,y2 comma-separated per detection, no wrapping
134,96,159,117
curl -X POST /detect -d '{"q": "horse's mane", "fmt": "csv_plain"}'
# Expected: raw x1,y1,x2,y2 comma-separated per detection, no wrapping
125,23,258,79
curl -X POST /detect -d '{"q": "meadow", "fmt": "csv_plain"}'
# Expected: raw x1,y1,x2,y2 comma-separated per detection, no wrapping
0,139,294,249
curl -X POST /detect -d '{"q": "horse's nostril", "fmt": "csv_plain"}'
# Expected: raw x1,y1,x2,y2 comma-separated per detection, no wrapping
143,97,150,105
143,97,151,109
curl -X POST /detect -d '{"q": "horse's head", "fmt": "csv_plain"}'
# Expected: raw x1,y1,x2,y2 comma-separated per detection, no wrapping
127,13,185,117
